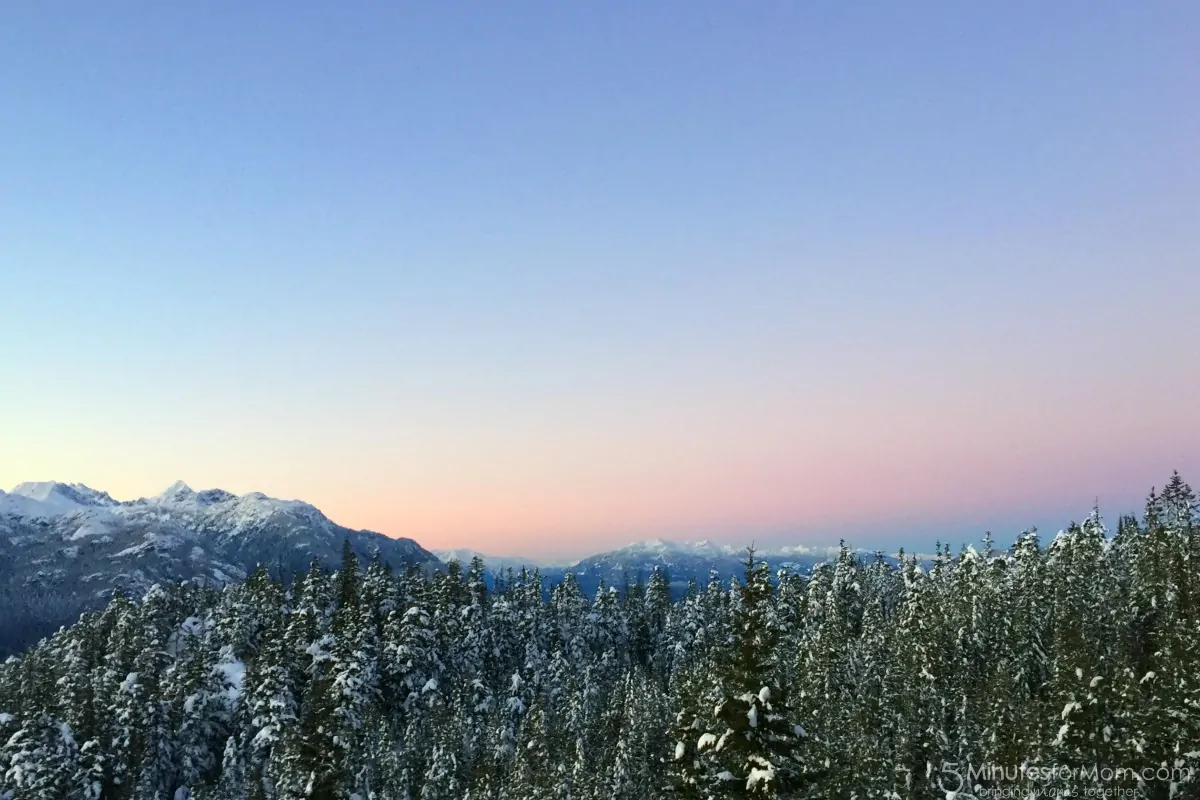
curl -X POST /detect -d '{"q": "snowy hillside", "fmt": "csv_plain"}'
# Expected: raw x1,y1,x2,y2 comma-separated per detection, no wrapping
0,480,438,655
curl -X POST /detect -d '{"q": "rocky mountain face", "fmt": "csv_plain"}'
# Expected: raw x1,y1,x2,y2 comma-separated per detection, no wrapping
0,481,438,656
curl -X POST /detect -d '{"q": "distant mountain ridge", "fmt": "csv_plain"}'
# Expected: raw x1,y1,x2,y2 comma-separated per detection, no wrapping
565,538,858,596
569,537,849,564
431,548,568,572
435,537,892,599
0,480,438,655
1,479,914,654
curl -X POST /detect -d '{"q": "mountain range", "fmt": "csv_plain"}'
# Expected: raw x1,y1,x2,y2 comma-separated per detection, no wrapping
434,538,885,599
1,479,880,656
0,480,438,655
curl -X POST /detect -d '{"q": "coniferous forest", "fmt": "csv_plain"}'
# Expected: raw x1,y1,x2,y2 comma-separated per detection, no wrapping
1,474,1198,800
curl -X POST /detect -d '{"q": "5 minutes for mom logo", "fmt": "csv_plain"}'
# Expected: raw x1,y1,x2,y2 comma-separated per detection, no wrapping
937,760,1191,798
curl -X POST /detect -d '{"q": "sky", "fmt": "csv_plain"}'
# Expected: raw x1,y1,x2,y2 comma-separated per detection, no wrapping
1,2,1197,560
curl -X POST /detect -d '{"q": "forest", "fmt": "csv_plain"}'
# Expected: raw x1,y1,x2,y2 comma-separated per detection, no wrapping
1,473,1197,799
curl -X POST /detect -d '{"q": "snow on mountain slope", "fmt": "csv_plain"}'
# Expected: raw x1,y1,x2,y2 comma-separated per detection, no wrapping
0,480,440,656
578,538,862,566
5,482,119,515
1,480,381,544
596,538,743,562
0,489,55,519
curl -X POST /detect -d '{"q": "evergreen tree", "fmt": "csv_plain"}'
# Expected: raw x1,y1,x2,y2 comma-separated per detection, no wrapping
693,550,811,798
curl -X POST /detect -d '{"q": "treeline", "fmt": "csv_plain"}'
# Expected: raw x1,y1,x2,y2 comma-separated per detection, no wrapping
1,474,1198,799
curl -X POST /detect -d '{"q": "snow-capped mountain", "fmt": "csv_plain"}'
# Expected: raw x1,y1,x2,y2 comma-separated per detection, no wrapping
5,481,120,512
430,538,889,599
562,538,881,597
0,480,438,655
568,538,753,595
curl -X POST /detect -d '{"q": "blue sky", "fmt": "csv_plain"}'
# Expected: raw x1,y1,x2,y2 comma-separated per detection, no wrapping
2,2,1197,557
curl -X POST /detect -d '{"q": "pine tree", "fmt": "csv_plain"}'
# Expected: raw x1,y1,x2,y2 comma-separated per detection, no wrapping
194,736,247,800
244,601,297,797
644,567,673,686
693,550,810,798
2,712,80,799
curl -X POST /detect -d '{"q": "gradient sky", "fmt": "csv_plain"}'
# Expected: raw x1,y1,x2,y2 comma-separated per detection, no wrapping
2,2,1197,559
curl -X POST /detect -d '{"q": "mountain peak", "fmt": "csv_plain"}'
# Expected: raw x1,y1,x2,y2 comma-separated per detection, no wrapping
615,538,736,558
9,481,118,512
9,481,63,503
624,538,672,552
0,478,440,655
158,480,195,501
